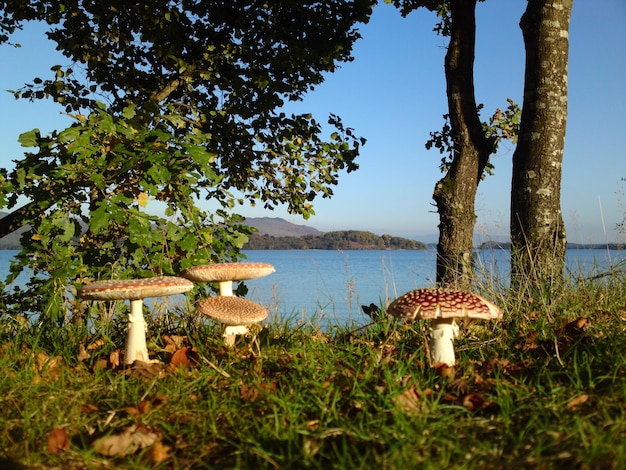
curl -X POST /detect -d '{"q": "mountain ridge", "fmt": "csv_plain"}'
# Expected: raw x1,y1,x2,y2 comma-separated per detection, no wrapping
244,217,323,237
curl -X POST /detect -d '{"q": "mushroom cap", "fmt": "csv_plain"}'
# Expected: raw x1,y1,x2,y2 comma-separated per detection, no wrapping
180,262,275,283
78,276,194,301
198,296,268,325
387,288,502,320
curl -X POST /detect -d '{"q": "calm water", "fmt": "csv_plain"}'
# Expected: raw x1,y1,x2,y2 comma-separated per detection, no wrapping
0,248,623,327
242,248,623,327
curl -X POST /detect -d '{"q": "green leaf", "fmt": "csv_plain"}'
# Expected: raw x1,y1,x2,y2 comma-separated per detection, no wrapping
90,203,111,234
18,129,41,148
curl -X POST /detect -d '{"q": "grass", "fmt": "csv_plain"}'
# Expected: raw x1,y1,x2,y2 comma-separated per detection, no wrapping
0,268,625,469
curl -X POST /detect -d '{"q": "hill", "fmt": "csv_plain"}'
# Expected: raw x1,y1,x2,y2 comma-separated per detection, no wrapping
243,218,427,250
245,217,322,237
0,212,26,249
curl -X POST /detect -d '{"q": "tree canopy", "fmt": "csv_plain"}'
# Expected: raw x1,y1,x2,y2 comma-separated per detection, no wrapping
0,0,374,323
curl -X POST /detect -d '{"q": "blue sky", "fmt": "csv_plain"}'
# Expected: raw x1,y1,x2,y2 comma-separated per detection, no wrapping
1,1,625,243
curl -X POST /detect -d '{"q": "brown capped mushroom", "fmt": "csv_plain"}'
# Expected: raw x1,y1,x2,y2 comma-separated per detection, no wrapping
78,276,193,364
180,262,275,296
198,296,268,346
387,288,502,367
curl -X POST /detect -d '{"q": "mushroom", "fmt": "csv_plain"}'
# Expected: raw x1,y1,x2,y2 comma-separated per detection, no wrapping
197,296,268,346
387,288,502,367
78,276,194,364
179,262,275,296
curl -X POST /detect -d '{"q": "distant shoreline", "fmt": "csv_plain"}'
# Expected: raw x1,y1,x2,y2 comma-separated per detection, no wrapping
0,213,623,250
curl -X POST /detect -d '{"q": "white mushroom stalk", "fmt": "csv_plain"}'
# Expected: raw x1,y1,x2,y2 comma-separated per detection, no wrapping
217,281,235,297
222,325,252,347
77,276,194,364
429,318,460,367
126,299,150,363
387,288,502,367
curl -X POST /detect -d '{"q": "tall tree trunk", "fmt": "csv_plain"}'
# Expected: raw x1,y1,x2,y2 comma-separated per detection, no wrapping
434,0,495,289
510,0,571,298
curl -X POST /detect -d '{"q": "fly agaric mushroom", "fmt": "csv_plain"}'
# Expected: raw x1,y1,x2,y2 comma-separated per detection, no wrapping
198,296,268,346
387,288,502,367
179,262,275,296
78,276,193,364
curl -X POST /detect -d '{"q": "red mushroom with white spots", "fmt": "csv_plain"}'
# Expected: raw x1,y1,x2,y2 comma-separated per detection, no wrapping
78,276,193,364
387,288,502,367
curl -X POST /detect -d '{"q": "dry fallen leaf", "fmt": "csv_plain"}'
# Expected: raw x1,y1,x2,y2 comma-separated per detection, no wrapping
110,350,121,368
560,317,590,336
162,334,187,352
170,346,199,368
47,427,70,454
87,338,106,351
33,352,64,379
303,437,321,458
125,401,149,419
77,343,90,362
566,394,590,409
516,332,539,351
148,441,172,464
240,384,261,403
125,360,165,379
80,403,99,414
35,351,64,372
393,387,423,415
93,424,159,457
433,362,455,378
462,393,486,411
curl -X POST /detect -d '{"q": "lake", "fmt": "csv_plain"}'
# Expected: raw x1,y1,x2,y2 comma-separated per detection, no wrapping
0,248,623,328
241,248,623,326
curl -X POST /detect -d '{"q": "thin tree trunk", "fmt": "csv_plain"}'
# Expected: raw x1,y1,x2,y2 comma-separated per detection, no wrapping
434,0,495,289
510,0,571,298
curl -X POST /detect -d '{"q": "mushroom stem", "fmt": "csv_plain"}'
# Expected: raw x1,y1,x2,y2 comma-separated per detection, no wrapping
218,281,234,296
223,325,250,347
429,318,460,367
125,299,151,364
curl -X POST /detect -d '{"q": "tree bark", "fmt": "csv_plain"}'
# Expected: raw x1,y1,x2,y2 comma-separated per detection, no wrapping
433,0,496,289
510,0,571,297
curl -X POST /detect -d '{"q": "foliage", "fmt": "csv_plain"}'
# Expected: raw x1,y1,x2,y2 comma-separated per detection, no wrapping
426,99,521,178
245,230,428,250
0,268,624,468
385,0,451,35
0,1,373,323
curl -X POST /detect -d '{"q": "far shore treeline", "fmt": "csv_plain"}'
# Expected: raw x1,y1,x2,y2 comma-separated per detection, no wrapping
244,230,428,250
0,230,623,251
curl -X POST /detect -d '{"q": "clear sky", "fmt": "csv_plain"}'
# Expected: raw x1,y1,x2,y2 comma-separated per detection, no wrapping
1,1,625,244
